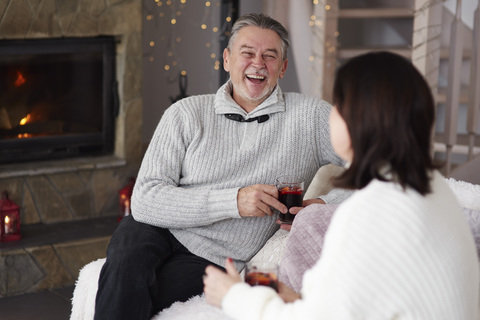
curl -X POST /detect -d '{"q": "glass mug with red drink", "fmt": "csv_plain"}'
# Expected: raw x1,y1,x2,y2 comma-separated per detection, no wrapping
244,261,279,292
275,175,304,224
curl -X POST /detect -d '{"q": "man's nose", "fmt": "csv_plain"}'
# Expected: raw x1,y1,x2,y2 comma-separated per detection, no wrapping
252,54,265,66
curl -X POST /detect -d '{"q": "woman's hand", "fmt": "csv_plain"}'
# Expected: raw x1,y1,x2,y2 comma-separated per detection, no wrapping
204,258,242,307
276,198,326,231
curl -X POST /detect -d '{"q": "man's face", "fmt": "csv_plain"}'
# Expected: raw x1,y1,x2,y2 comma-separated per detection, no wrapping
223,26,288,112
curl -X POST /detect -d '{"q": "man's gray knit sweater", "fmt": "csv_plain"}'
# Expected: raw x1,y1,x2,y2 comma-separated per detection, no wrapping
131,81,345,270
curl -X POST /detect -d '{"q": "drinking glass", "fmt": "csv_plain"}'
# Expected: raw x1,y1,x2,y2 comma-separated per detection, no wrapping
244,261,279,292
275,175,304,224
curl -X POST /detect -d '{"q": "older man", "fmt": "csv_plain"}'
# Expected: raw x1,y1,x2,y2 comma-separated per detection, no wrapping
94,13,346,320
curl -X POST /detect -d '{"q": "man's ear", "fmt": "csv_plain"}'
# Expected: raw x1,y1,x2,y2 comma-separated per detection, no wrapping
279,59,288,79
223,48,230,72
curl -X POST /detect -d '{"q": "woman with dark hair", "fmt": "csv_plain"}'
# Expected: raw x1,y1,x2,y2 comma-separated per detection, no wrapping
203,52,479,319
331,51,436,194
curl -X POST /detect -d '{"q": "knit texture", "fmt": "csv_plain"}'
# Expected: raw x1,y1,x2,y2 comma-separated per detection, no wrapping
222,171,480,319
131,82,344,269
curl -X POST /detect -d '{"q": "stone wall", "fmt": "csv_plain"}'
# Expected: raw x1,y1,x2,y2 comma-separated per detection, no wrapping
0,0,143,225
2,236,111,296
0,0,143,297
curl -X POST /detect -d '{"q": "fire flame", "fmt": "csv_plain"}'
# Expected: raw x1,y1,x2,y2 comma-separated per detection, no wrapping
5,216,9,224
14,71,26,87
19,114,31,126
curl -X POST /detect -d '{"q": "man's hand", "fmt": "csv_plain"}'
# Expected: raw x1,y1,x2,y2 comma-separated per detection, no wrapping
204,258,241,307
276,198,326,231
237,184,287,217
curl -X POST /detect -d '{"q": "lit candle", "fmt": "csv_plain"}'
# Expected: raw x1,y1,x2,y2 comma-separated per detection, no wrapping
4,216,11,234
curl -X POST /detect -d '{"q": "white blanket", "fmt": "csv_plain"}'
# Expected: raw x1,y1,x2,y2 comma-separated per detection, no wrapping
70,230,289,320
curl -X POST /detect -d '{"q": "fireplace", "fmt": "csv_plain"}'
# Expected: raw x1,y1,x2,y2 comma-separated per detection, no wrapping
0,0,143,298
0,36,117,164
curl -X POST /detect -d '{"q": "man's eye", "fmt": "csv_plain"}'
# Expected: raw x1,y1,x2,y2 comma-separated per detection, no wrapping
263,55,276,61
241,52,254,57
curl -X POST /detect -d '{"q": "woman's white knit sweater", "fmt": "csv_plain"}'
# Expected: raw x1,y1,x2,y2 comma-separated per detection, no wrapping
131,82,345,269
222,171,480,319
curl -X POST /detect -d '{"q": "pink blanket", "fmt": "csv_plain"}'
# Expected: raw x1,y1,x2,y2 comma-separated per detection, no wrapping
279,204,338,292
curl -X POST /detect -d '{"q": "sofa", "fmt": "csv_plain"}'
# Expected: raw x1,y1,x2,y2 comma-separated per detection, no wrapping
70,165,480,320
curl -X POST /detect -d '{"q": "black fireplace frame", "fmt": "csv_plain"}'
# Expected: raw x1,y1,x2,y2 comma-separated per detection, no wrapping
0,36,118,164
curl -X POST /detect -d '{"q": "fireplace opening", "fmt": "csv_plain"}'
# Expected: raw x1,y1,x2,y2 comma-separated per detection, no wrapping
0,36,118,164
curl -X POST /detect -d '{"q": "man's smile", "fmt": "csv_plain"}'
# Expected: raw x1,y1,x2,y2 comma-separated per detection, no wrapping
245,74,266,84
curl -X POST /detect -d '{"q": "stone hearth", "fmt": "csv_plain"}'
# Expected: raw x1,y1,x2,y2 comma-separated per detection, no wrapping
0,0,143,297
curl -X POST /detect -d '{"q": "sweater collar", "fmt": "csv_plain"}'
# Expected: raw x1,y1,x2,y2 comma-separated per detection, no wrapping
213,80,286,119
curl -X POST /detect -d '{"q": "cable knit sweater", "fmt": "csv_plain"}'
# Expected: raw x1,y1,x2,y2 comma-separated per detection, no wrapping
222,171,480,319
131,81,345,269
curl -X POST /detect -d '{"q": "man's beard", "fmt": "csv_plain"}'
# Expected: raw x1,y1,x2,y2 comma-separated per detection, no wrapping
231,74,273,104
236,83,271,103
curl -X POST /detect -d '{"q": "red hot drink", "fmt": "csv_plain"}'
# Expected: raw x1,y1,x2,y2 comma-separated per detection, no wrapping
245,271,279,292
278,186,303,224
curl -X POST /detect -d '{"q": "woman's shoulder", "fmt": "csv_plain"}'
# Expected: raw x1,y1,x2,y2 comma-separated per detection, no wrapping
336,173,462,230
332,179,422,228
338,179,398,208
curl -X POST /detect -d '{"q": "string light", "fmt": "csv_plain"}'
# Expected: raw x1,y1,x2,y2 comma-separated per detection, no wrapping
143,0,364,100
145,0,335,96
149,0,441,102
144,0,231,86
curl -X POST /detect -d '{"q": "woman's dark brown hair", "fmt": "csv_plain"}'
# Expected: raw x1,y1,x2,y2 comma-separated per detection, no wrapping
332,51,438,195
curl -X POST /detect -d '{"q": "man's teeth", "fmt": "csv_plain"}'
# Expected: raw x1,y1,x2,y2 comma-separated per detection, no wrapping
246,74,265,80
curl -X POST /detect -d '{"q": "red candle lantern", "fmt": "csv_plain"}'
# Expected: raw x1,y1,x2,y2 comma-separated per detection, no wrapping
118,178,135,222
0,191,22,242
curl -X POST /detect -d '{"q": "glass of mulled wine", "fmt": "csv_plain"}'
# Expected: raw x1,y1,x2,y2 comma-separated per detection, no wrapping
275,175,304,224
244,261,279,292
